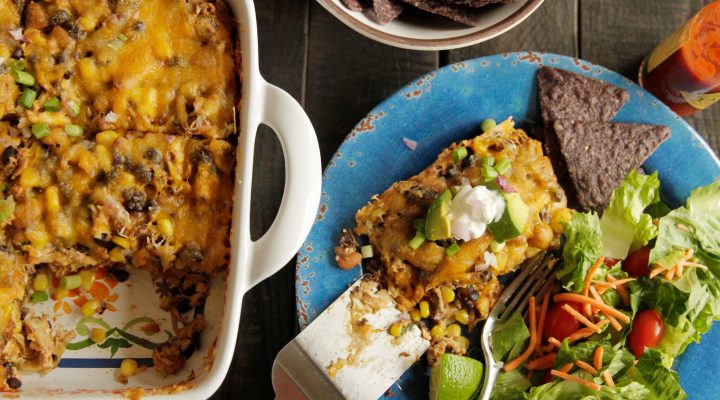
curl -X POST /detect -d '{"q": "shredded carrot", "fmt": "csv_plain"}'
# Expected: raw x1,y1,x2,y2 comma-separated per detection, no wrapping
602,370,615,388
685,248,694,258
567,321,610,344
649,266,665,279
575,360,599,376
548,337,562,348
679,261,708,270
504,296,537,372
606,275,630,307
554,293,630,324
535,288,551,355
596,285,609,295
562,304,602,333
559,363,573,373
540,343,555,354
593,347,604,371
676,263,684,277
583,257,605,317
665,267,676,281
589,286,622,331
550,370,601,391
526,353,557,370
593,277,635,288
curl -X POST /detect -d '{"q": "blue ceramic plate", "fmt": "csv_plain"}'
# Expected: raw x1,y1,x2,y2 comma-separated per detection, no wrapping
296,52,720,399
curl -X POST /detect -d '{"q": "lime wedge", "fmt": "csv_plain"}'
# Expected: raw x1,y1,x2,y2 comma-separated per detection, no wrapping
430,353,484,400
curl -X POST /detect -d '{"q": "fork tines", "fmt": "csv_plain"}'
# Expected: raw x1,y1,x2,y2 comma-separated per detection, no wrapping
496,252,558,322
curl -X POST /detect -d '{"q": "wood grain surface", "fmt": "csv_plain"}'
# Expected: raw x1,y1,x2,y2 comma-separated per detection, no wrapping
212,1,720,398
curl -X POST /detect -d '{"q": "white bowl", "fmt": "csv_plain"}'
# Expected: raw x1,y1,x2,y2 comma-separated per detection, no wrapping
18,0,321,398
316,0,545,50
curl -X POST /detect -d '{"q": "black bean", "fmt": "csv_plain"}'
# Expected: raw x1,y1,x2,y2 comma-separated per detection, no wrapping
122,188,146,212
63,71,73,80
11,48,23,59
178,246,204,264
1,146,18,166
75,243,90,253
66,24,84,39
175,297,191,313
6,377,21,389
52,52,66,65
108,266,129,282
191,148,212,164
49,10,69,27
144,148,162,164
461,154,477,169
112,151,127,166
93,236,114,249
132,21,144,31
145,198,158,213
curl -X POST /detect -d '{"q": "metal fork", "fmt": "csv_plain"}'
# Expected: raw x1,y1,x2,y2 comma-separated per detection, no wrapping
477,252,559,400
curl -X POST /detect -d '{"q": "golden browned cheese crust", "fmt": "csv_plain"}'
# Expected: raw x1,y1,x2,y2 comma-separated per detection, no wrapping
355,119,569,360
17,0,237,138
0,0,21,120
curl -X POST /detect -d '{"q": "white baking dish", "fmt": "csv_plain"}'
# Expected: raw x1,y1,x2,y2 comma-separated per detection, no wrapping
12,0,321,398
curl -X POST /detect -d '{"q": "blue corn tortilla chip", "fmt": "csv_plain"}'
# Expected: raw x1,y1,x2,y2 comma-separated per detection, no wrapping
373,0,405,24
342,0,373,12
398,0,478,26
444,0,516,7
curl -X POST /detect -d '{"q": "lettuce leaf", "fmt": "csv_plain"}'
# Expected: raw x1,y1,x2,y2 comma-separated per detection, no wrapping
557,212,603,292
491,310,529,362
490,370,531,400
600,171,660,260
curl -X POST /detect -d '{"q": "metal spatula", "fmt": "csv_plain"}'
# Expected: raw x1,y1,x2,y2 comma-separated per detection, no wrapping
271,276,430,400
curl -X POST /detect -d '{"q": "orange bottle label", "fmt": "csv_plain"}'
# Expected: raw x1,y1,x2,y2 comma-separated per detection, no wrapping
680,90,720,109
647,17,695,73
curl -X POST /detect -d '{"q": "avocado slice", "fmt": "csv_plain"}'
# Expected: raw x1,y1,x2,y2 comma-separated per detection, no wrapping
489,192,529,243
425,190,452,241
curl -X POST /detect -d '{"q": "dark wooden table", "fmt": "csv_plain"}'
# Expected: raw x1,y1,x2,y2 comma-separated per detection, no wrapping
212,1,720,398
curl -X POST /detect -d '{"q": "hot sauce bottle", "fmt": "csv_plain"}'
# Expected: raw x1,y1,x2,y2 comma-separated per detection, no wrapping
640,2,720,116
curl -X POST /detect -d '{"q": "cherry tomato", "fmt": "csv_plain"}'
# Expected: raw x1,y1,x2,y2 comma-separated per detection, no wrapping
604,258,620,268
622,246,652,277
627,309,665,357
543,301,582,341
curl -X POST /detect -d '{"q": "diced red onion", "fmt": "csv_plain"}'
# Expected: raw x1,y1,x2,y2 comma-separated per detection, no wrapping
495,175,517,193
103,111,119,123
165,135,175,143
402,137,417,151
8,28,24,41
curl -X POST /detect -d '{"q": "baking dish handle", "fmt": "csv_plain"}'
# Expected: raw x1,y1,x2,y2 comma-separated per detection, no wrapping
248,82,321,289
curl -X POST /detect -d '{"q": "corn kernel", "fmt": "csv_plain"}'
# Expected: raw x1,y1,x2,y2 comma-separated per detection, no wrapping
440,287,456,303
79,269,95,291
20,168,41,188
33,273,49,292
457,336,470,350
44,186,61,213
109,247,125,262
389,322,404,337
53,288,68,300
120,359,138,377
95,144,113,172
81,299,100,316
90,328,106,343
430,325,445,339
112,236,131,249
95,130,119,148
157,218,173,238
410,309,421,322
419,301,430,318
446,324,462,338
26,229,48,248
455,309,470,325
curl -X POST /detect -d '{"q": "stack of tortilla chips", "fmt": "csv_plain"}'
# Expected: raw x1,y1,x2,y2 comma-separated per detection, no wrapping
342,0,517,25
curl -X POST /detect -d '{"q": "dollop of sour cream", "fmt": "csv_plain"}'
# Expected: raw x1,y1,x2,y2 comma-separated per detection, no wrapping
449,185,505,242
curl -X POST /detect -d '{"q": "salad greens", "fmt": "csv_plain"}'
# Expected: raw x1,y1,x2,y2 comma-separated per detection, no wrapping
488,174,720,399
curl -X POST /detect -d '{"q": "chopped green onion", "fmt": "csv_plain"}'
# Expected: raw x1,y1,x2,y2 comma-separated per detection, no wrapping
490,240,505,253
43,96,61,112
31,291,49,303
64,124,84,137
480,156,495,167
481,119,496,132
10,68,35,86
67,100,81,116
117,34,128,42
446,243,461,257
409,232,426,250
360,245,374,259
31,122,50,139
451,146,468,163
413,219,426,234
59,274,82,290
18,88,37,109
482,165,498,180
495,157,511,175
10,59,27,71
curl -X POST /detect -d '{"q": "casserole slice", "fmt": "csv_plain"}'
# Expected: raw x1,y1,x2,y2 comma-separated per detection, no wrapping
353,119,569,362
0,0,21,120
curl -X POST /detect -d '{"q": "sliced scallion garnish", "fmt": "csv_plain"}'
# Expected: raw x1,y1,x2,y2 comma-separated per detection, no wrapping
446,243,461,257
10,68,34,86
18,88,37,109
361,245,374,259
451,146,468,163
31,291,49,303
43,96,61,112
64,124,84,137
31,122,50,139
495,157,511,175
409,232,426,250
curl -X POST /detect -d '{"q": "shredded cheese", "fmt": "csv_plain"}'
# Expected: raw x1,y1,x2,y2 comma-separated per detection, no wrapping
602,370,615,388
503,296,537,372
550,370,601,391
575,360,599,376
583,257,605,317
593,347,604,371
562,304,602,333
554,293,630,324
